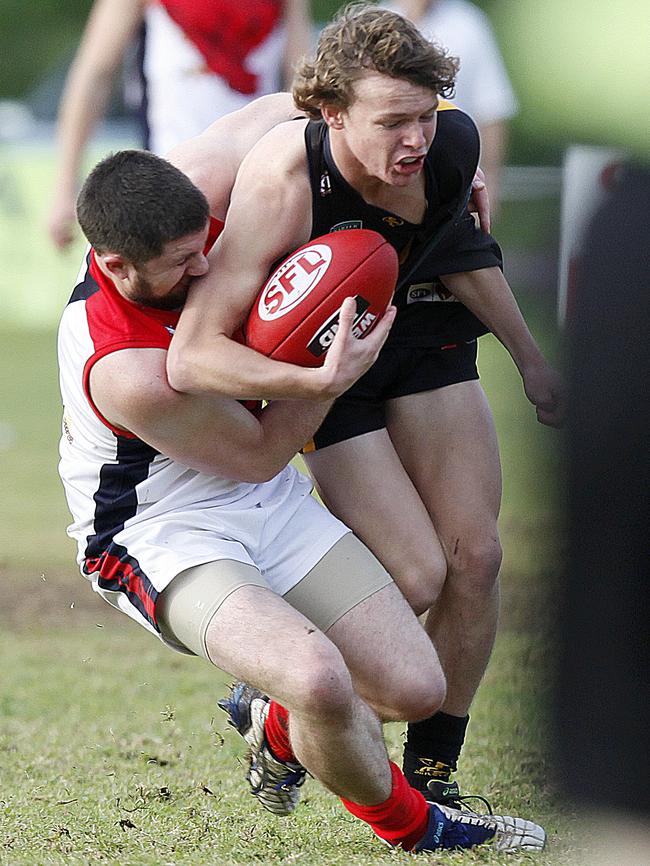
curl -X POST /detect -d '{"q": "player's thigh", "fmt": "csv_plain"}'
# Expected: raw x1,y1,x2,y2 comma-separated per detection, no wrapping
319,535,445,720
303,430,446,611
282,532,392,633
386,380,502,563
159,561,348,708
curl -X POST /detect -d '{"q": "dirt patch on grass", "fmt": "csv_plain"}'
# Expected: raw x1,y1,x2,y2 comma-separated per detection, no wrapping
2,561,555,640
0,563,123,631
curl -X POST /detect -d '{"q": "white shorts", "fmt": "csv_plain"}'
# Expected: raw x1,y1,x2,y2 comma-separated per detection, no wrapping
90,468,349,647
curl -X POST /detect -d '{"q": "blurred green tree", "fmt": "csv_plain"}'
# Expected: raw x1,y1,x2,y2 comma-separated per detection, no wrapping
0,1,91,98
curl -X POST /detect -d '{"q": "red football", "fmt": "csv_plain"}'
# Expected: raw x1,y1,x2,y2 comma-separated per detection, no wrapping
244,229,398,367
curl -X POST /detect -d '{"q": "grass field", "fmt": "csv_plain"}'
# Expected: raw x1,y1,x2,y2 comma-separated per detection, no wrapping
0,146,577,865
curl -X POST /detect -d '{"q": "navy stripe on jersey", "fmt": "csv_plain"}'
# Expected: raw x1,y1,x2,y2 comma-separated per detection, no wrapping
69,250,99,305
83,435,160,629
85,435,159,557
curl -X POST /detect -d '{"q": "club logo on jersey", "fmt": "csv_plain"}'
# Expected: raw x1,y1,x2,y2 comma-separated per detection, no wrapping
258,244,333,320
383,215,404,228
406,280,456,304
63,414,74,444
330,220,363,232
164,324,175,335
306,296,375,357
320,171,332,196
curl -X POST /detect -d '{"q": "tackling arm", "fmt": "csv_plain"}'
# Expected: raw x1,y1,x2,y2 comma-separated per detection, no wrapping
90,349,330,481
90,298,393,480
166,92,299,221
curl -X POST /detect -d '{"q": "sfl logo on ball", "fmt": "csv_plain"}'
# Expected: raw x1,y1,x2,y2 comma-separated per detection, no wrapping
258,244,332,320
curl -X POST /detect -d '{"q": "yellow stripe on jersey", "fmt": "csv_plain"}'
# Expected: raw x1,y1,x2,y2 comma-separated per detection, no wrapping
437,99,458,112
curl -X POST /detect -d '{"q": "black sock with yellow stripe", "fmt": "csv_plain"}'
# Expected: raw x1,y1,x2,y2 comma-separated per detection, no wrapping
403,712,469,794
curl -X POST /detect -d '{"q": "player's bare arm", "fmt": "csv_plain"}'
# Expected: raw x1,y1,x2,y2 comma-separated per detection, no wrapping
91,299,393,478
441,268,564,426
281,0,312,88
168,121,395,401
48,0,146,248
90,348,328,482
167,120,317,397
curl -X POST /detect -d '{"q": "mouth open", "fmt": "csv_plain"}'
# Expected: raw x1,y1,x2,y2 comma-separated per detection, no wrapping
396,155,426,173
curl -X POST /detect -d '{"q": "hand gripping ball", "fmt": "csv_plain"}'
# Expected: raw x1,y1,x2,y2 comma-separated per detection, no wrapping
244,229,398,367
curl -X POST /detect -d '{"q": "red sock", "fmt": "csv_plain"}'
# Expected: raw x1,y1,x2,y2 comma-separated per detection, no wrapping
341,761,430,850
264,701,297,763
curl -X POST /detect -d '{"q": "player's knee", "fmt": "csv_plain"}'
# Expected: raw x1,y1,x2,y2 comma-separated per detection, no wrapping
448,533,502,594
289,644,355,722
395,554,447,616
394,673,447,723
406,671,446,722
379,661,447,723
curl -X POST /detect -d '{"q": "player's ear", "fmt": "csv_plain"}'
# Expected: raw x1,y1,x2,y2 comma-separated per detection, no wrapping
321,104,345,130
97,252,130,281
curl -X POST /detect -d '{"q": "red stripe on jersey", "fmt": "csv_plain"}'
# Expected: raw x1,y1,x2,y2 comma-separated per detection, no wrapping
207,215,224,247
82,252,179,436
86,547,158,628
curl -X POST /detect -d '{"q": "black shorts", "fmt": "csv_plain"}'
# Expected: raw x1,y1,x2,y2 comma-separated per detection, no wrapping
307,340,479,451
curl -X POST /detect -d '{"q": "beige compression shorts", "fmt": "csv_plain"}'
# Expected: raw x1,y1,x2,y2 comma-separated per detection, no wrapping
157,532,393,659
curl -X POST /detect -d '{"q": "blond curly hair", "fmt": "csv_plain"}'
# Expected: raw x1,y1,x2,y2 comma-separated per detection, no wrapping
293,3,459,119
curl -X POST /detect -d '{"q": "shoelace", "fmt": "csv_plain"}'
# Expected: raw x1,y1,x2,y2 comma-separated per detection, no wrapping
426,779,494,816
250,749,306,796
272,767,306,792
448,793,494,815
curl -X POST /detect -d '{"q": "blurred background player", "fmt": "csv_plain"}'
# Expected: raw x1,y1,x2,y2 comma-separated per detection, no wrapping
384,0,517,213
47,0,311,249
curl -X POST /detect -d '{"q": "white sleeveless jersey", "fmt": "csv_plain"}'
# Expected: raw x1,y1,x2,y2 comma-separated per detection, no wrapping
143,3,285,155
57,249,312,633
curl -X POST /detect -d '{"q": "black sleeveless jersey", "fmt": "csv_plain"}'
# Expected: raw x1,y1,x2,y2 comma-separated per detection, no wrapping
304,105,503,347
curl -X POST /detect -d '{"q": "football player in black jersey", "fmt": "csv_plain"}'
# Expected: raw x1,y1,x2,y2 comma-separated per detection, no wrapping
168,2,562,826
